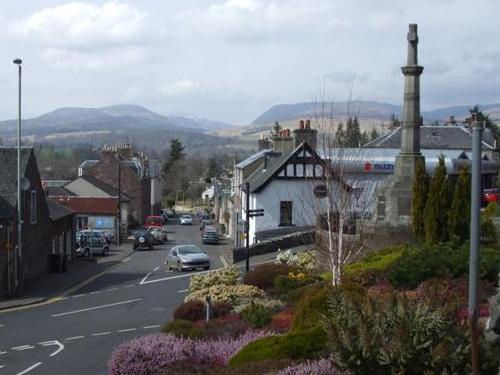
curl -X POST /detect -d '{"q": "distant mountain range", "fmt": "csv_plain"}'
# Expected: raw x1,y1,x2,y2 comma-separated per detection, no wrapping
251,101,500,125
0,104,234,134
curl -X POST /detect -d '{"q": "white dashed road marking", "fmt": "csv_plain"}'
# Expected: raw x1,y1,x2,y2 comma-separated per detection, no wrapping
177,289,188,293
118,328,136,333
90,291,102,295
0,351,7,355
153,266,160,272
16,362,42,375
106,288,118,292
52,298,142,317
143,325,160,329
11,345,34,351
92,332,111,337
65,336,85,341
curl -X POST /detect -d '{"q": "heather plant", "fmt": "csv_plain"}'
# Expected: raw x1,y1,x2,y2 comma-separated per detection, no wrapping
276,356,350,375
173,300,232,321
189,266,240,293
109,330,271,375
185,284,266,308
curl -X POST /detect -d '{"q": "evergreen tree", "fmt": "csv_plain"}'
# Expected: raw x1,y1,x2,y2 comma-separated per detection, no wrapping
272,121,282,137
360,131,369,146
205,157,221,180
335,122,346,146
345,116,362,147
162,138,185,176
447,166,471,242
370,127,379,141
388,114,401,131
424,155,450,244
411,159,429,241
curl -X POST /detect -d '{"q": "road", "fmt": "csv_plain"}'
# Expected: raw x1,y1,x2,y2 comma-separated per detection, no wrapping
0,216,234,375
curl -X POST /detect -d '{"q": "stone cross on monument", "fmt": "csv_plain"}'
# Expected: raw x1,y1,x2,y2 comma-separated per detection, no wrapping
395,24,425,180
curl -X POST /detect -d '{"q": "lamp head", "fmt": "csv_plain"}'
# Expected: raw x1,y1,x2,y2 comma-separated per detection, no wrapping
13,58,22,65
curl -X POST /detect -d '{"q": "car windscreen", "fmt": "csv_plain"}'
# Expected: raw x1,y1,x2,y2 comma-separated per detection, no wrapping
177,246,202,254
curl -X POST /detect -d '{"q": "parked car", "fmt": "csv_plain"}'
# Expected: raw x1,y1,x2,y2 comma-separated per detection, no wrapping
202,226,220,245
199,219,214,231
482,188,500,205
133,228,154,251
76,230,110,257
148,226,167,244
145,215,166,228
180,214,193,225
165,245,210,271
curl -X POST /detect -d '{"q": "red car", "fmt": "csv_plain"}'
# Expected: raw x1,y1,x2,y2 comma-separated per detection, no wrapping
482,188,500,205
145,215,166,228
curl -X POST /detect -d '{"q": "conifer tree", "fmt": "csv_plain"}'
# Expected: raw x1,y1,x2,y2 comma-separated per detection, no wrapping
411,159,428,241
447,166,471,242
424,155,450,244
335,122,346,146
370,127,379,141
345,116,362,147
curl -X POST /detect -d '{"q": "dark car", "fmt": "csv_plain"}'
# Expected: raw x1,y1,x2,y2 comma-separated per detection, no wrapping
202,226,219,245
133,229,154,251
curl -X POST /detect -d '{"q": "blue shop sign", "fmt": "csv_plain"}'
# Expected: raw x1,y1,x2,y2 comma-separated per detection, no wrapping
373,163,394,171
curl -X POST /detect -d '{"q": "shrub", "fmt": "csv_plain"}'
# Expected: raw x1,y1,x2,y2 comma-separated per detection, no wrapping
161,319,203,339
189,266,240,293
292,285,330,331
201,314,251,339
270,307,294,333
388,242,500,288
173,300,233,321
243,263,294,290
343,245,404,286
277,356,350,375
322,289,500,375
240,303,273,328
275,249,317,270
109,331,271,375
274,272,314,295
229,326,327,367
185,284,266,308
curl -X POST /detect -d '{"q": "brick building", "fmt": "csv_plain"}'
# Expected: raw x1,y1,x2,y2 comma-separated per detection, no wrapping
80,144,159,227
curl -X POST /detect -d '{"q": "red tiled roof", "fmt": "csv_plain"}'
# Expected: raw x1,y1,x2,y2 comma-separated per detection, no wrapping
53,197,118,215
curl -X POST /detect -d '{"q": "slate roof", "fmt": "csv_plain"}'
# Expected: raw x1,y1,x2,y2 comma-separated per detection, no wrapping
0,147,33,219
47,198,74,221
364,126,495,150
77,175,131,201
236,149,274,169
46,186,74,197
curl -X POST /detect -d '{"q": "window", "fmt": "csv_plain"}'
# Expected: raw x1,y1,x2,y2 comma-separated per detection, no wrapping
280,201,293,226
30,190,37,224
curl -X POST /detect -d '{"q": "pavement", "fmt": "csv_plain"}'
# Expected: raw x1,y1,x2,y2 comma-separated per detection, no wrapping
0,214,267,375
0,244,135,311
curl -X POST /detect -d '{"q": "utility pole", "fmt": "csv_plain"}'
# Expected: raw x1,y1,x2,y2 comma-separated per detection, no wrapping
245,182,250,272
13,58,22,295
469,116,482,375
117,156,121,246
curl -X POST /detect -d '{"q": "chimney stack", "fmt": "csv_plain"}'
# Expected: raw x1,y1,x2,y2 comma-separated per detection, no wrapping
272,128,294,154
258,134,272,151
293,119,317,150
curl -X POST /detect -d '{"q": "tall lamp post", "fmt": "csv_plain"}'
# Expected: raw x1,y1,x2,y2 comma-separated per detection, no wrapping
13,58,22,295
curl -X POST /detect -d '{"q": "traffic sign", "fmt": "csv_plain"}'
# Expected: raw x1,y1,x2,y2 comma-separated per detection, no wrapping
249,212,264,217
249,209,264,214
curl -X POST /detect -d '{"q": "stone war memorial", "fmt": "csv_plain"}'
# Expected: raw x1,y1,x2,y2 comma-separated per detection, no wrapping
375,24,425,228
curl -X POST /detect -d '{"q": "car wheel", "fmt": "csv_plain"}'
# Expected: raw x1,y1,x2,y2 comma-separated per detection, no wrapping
103,247,109,256
133,244,137,250
84,248,90,257
177,261,182,272
149,245,154,251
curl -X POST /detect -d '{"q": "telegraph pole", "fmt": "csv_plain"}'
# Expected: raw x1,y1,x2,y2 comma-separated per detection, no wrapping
13,58,22,295
469,116,483,375
245,182,250,272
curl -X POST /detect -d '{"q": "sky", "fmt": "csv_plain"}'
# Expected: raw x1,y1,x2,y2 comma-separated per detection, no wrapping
0,0,499,124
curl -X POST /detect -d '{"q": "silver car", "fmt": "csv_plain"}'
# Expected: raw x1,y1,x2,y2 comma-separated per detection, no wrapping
165,245,210,271
180,214,193,225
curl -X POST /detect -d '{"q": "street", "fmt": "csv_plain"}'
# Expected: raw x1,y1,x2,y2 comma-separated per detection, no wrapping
0,216,232,375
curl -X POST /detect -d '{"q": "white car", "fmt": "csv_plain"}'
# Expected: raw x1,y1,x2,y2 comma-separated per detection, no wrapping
180,214,193,225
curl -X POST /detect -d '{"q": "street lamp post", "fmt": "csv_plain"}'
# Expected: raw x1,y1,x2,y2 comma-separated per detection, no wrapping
13,58,22,295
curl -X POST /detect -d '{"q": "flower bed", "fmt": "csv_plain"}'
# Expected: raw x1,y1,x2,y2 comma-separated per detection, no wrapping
108,330,271,375
185,284,266,308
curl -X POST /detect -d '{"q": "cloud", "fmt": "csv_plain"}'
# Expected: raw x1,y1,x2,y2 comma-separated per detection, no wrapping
160,79,202,96
12,1,148,48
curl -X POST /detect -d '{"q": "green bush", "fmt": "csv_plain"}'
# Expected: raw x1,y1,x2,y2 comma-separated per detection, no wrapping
240,303,273,328
273,272,314,295
229,326,327,367
161,319,203,338
388,242,500,288
343,245,405,286
292,285,330,331
243,263,294,290
323,288,500,375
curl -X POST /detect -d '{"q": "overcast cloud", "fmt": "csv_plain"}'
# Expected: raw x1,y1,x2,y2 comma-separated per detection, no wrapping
0,0,498,124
